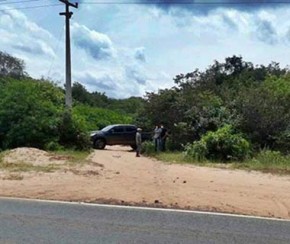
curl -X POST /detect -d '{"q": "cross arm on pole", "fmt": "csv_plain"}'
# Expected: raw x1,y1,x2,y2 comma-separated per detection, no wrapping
59,0,78,9
59,12,73,18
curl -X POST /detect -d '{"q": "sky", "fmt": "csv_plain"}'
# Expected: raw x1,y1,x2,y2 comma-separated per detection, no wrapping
1,0,290,98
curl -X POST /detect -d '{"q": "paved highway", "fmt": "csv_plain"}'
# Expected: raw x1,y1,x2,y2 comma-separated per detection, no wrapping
0,198,289,243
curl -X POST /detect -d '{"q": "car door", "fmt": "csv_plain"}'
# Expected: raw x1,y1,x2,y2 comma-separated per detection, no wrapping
124,126,137,145
108,126,125,145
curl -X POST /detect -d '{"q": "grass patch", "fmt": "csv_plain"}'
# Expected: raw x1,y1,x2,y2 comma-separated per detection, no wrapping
231,150,290,174
150,150,290,174
0,151,4,164
151,151,222,168
51,149,91,165
0,149,92,173
3,173,24,181
0,161,60,173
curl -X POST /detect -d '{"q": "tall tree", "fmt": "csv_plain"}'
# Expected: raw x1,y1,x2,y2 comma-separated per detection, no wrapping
0,51,26,78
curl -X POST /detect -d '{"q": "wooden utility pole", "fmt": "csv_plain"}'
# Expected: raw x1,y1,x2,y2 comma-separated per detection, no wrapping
59,0,78,108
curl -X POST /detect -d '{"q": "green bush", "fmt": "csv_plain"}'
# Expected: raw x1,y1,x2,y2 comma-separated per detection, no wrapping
184,125,250,161
141,141,155,155
58,111,90,150
0,78,63,149
249,150,290,166
183,141,208,161
44,141,63,151
273,129,290,154
0,78,91,151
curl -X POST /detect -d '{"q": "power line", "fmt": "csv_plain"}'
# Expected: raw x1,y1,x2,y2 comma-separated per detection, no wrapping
0,0,43,5
47,27,65,79
0,3,62,12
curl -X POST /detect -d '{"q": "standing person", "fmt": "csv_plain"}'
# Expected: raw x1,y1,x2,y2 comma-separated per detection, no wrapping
153,125,162,152
160,123,168,151
136,128,142,157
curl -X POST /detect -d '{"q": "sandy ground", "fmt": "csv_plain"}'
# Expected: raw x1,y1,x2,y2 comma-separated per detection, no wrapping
1,146,290,219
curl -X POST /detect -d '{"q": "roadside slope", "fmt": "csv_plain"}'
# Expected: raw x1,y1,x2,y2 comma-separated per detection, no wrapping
1,146,290,219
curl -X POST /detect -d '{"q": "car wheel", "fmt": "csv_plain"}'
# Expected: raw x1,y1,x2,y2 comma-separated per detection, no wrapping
94,139,106,149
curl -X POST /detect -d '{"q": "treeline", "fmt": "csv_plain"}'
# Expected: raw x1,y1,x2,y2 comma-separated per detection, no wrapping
138,56,290,161
1,51,290,162
72,82,144,117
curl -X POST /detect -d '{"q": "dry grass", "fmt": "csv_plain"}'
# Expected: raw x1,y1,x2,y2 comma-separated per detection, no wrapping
2,173,24,181
0,161,60,173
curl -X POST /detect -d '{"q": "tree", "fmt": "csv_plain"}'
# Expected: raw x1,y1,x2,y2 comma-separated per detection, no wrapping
234,75,290,150
0,51,26,78
72,82,94,105
138,56,290,152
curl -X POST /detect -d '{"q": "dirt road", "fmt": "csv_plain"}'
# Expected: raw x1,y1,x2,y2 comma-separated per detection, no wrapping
1,146,290,219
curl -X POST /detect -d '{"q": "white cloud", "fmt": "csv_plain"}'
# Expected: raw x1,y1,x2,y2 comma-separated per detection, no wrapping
3,3,290,99
71,22,116,60
0,9,58,78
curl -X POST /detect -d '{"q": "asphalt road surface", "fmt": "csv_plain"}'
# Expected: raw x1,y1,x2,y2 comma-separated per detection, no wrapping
0,198,290,244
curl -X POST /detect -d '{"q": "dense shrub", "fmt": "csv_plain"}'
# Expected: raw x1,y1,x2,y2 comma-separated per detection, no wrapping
274,129,290,154
250,150,288,165
58,110,91,150
141,141,155,155
0,77,135,151
184,125,251,161
0,78,92,151
0,78,63,149
183,140,207,161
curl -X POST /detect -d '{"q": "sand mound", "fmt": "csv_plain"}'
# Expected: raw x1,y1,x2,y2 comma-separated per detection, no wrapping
3,147,68,166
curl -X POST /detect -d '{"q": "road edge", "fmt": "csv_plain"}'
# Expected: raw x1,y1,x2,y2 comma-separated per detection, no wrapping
0,196,289,222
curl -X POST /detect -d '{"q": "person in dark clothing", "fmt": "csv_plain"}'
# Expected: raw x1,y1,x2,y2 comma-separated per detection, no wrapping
160,123,168,151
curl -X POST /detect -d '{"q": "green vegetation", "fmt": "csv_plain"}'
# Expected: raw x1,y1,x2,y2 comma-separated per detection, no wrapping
1,51,290,174
52,149,91,162
52,149,92,167
146,150,290,174
184,125,250,161
73,104,132,131
139,56,290,164
233,150,290,174
0,52,137,151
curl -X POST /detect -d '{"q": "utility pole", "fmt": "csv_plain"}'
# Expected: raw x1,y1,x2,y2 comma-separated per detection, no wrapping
59,0,78,109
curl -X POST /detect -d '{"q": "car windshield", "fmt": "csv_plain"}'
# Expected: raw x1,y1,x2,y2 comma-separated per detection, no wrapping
101,125,114,132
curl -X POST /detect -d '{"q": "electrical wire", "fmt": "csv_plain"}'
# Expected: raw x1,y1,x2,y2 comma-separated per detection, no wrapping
0,3,62,12
0,0,43,5
47,26,65,79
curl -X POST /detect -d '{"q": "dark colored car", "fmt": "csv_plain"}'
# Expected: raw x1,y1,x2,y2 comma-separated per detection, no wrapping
90,124,151,150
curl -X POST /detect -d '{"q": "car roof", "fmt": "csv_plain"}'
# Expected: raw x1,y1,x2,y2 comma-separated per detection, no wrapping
111,124,136,127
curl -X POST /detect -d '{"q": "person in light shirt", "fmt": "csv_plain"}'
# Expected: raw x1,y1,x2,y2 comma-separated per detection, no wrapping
153,125,162,152
136,128,142,157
